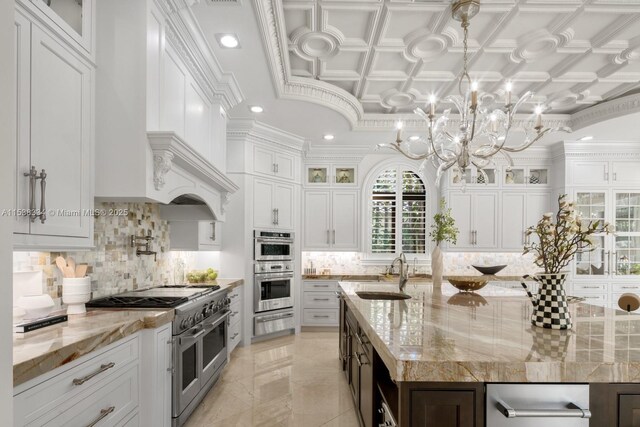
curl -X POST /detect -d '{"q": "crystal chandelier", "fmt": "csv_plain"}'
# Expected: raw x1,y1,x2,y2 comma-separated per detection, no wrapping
378,0,570,186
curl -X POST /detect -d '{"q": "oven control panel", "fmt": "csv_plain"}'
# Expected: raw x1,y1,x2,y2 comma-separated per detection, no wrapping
254,260,294,274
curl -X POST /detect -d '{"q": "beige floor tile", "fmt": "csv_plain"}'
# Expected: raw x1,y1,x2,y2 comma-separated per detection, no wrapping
184,331,359,427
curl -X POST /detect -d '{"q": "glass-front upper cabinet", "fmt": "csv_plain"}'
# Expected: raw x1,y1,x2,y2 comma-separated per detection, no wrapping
504,167,549,186
450,167,496,185
30,0,94,54
305,165,357,186
614,192,640,277
334,167,356,185
574,192,608,277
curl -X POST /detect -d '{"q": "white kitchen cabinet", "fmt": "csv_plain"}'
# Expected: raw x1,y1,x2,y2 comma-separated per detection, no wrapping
14,334,141,426
254,146,295,181
569,161,609,186
612,161,640,185
503,166,549,186
227,285,243,354
304,164,358,186
253,178,294,230
168,221,222,251
13,8,94,249
302,280,340,326
140,324,172,427
17,0,95,59
449,166,497,186
448,192,498,250
501,192,549,250
303,190,359,250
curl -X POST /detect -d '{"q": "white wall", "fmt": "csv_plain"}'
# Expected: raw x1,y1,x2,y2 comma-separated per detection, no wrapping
0,0,15,421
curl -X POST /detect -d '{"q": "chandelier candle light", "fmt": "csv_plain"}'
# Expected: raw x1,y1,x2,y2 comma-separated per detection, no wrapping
379,0,571,185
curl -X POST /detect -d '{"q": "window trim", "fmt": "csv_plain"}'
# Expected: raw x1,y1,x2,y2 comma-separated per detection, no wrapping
361,159,438,264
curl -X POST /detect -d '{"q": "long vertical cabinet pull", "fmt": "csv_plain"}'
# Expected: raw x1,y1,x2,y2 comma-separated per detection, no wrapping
275,208,279,225
24,166,38,222
612,252,617,275
605,251,610,275
38,169,47,223
272,209,277,225
23,166,47,223
326,230,330,244
210,222,216,241
333,230,336,244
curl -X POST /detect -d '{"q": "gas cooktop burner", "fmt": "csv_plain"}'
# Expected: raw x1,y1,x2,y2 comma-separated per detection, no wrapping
87,295,190,308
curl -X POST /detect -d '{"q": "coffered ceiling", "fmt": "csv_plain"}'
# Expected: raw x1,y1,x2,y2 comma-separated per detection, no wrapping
281,0,640,115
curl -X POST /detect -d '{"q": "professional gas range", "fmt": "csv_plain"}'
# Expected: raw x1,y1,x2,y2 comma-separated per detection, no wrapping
87,285,230,426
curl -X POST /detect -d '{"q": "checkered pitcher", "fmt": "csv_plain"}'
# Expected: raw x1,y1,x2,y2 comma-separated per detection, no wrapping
521,272,572,330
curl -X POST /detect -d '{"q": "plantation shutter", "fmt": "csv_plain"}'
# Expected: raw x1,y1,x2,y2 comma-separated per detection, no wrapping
370,168,426,254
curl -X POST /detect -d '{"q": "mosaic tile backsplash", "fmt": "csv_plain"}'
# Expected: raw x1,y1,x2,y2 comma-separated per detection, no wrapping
302,251,538,276
13,202,213,302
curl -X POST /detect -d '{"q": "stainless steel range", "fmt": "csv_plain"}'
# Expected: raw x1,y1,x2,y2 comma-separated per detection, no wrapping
87,285,230,426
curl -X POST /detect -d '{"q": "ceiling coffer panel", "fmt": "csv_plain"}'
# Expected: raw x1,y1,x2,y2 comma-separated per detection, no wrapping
280,0,640,115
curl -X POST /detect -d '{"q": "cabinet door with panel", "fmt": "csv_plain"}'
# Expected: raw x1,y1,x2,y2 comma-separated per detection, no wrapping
612,162,640,186
473,193,498,249
449,193,473,249
253,179,275,229
28,25,93,239
274,183,294,229
570,161,609,186
275,152,295,181
332,191,358,249
303,192,331,249
409,390,477,427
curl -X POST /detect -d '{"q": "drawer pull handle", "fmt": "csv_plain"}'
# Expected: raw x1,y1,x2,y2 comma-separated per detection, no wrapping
496,400,591,419
622,286,637,289
232,332,239,339
230,294,238,298
314,285,329,287
313,315,330,318
85,406,116,427
72,362,115,386
314,298,330,301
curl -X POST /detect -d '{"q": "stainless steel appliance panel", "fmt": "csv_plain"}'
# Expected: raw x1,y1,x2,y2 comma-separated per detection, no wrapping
254,272,294,313
254,230,294,261
486,384,590,427
254,310,295,337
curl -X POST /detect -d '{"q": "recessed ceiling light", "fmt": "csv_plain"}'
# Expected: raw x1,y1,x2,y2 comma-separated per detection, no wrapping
323,134,335,141
409,135,420,141
218,34,240,49
249,105,263,113
579,135,593,141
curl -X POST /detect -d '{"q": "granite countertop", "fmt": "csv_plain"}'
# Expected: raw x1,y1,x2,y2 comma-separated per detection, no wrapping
339,281,640,383
12,278,243,387
13,309,174,387
303,273,533,282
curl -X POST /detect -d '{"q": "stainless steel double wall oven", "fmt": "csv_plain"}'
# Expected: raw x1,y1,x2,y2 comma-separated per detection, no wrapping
253,230,295,337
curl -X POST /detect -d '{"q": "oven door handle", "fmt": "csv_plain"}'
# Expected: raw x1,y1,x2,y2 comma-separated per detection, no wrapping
179,328,205,346
204,311,230,330
255,273,294,280
256,312,294,323
255,237,294,244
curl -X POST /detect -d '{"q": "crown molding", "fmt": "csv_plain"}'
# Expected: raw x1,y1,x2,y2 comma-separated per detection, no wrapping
569,93,640,131
227,119,306,152
156,0,244,111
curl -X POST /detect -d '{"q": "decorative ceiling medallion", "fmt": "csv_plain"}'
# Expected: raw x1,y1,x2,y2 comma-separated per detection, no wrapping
290,28,342,61
380,89,420,109
511,29,573,63
404,30,451,63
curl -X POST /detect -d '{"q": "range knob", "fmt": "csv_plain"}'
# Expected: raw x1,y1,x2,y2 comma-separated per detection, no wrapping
260,265,266,272
195,312,204,322
180,318,190,329
225,297,232,306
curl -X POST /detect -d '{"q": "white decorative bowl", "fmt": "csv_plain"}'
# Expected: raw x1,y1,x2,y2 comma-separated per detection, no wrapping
62,277,91,315
17,294,55,319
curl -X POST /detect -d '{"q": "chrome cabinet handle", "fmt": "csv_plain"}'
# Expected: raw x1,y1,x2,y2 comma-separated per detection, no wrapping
496,400,590,419
24,166,37,222
38,169,46,223
276,163,279,173
72,362,115,386
333,230,336,244
355,351,369,366
272,163,276,173
604,171,609,181
327,230,330,244
85,406,116,427
314,284,329,288
313,298,330,301
210,222,216,241
613,172,617,181
313,315,330,318
231,332,239,339
605,251,610,275
612,252,617,275
272,209,277,225
275,208,279,225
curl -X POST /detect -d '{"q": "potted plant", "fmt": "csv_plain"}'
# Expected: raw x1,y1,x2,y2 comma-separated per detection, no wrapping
429,198,458,285
522,194,612,329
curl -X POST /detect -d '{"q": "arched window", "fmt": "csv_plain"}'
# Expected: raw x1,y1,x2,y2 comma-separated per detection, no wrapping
370,167,427,254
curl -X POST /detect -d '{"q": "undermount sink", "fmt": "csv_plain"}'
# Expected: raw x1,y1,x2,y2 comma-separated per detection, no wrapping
356,291,411,300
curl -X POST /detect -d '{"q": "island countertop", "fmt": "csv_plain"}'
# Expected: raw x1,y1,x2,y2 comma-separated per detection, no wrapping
339,281,640,383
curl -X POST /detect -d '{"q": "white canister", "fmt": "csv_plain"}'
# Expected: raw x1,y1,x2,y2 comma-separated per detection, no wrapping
62,277,91,315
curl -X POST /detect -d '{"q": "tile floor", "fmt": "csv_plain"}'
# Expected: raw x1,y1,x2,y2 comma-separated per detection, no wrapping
184,331,359,427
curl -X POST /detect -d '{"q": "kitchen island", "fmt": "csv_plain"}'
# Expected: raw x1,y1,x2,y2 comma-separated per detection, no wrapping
338,281,640,427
